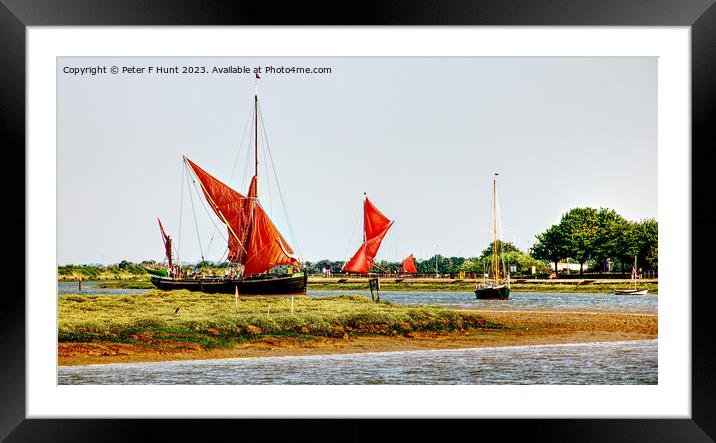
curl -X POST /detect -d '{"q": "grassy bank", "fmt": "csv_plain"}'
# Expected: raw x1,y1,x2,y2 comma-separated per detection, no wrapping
94,281,156,289
58,292,501,350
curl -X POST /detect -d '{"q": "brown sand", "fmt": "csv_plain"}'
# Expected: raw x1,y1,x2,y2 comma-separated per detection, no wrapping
57,310,657,366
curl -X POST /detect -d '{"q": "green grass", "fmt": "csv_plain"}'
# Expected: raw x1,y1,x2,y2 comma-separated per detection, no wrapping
94,281,156,289
58,291,499,349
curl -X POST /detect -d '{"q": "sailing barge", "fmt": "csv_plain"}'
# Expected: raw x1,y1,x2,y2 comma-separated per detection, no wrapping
475,173,510,300
151,78,306,296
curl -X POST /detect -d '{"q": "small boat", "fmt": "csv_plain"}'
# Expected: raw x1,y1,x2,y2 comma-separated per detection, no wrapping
475,173,510,300
614,256,648,295
401,254,417,274
342,194,394,300
613,288,649,296
150,77,306,296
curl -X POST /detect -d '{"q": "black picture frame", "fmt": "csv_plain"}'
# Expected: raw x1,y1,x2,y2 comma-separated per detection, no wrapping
4,0,714,441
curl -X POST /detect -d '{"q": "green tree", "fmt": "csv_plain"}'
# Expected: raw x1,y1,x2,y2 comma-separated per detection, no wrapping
591,208,629,273
561,207,598,274
618,218,658,272
531,224,570,274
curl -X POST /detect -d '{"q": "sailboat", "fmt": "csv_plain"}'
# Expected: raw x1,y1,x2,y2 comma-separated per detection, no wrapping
342,194,393,299
401,254,417,274
614,256,648,295
475,173,510,300
150,79,307,295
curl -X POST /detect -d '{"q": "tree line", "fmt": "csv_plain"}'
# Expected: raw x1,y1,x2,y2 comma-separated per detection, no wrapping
530,207,657,274
59,207,656,278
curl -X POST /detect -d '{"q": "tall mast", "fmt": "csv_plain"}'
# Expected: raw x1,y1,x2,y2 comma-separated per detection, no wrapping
363,192,367,243
493,174,499,284
254,89,259,196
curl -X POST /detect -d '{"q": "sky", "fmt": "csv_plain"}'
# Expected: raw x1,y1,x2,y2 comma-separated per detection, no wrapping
57,56,657,265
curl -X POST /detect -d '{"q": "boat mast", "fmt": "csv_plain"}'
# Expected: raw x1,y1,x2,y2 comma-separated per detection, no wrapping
633,255,637,289
254,75,259,196
493,174,499,284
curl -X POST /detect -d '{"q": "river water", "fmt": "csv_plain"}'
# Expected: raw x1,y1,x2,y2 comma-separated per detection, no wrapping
57,339,657,385
57,282,657,385
58,283,657,314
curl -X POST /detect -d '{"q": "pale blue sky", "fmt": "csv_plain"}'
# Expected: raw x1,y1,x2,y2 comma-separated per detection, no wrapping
57,57,657,265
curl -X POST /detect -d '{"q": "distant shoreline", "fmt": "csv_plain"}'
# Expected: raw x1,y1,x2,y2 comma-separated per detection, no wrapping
58,277,659,294
58,310,657,367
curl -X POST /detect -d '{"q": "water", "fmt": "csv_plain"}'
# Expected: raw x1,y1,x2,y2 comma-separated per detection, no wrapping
58,281,149,296
309,290,657,314
57,339,657,385
57,283,657,314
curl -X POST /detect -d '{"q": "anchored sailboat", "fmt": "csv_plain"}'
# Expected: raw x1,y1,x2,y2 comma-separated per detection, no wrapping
150,79,306,295
475,173,510,300
613,256,648,295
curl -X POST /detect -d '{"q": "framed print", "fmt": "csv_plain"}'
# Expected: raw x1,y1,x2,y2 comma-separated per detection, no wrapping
5,0,715,440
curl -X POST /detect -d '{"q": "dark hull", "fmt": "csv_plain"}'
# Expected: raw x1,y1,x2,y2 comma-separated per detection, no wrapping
150,273,307,295
475,285,510,300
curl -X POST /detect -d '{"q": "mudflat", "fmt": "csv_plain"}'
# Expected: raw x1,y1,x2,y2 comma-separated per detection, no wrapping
58,310,657,366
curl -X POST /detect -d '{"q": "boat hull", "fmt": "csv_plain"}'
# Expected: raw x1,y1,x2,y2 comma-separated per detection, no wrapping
475,285,510,300
144,267,168,277
613,289,649,295
150,273,307,295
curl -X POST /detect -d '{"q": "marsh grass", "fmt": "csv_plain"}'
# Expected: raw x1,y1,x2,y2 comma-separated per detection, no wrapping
95,281,156,289
58,291,498,349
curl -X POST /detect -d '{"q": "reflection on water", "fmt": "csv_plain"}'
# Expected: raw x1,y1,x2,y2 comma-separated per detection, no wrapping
57,340,657,385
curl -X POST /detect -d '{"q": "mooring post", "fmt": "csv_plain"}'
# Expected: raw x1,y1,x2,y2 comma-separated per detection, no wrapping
78,275,82,291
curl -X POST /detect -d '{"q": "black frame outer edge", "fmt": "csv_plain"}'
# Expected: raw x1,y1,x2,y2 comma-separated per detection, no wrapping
1,0,714,441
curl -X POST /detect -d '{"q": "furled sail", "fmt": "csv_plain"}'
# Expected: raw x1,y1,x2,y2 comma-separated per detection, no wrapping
185,157,298,275
342,196,394,274
157,217,172,267
401,254,417,273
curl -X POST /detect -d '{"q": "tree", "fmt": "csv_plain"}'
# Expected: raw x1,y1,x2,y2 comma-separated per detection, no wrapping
479,240,521,259
531,224,570,275
591,208,629,273
619,218,658,271
560,207,598,274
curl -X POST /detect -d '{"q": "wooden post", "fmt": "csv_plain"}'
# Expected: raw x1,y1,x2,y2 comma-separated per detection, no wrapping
78,274,82,291
369,277,380,302
235,285,239,307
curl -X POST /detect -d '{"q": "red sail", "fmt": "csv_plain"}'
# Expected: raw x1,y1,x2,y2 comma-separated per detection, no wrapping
243,202,300,276
343,224,392,274
364,197,392,241
185,157,252,263
343,196,394,274
402,254,417,273
157,217,172,267
228,175,258,262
